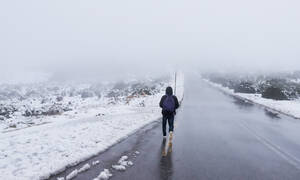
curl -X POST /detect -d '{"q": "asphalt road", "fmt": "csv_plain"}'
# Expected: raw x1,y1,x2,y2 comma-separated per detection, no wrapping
51,76,300,180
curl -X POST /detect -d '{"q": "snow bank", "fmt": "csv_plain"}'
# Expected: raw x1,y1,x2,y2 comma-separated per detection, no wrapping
94,154,135,180
66,169,78,180
204,79,300,119
0,73,185,180
112,165,126,171
111,155,133,171
118,156,128,165
78,164,91,173
0,105,162,180
94,169,112,180
92,161,100,166
60,163,91,180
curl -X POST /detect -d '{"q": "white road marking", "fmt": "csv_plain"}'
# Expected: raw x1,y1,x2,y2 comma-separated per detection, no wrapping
238,120,300,170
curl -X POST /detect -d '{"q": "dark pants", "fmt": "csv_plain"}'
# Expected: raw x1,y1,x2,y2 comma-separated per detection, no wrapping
162,114,174,136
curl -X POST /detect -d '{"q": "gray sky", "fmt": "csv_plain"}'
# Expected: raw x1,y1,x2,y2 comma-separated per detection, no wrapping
0,0,300,81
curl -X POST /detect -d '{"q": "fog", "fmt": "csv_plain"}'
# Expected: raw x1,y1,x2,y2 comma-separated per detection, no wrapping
1,0,300,82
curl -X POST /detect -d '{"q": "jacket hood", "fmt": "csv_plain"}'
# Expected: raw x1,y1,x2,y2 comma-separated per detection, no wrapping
166,86,173,96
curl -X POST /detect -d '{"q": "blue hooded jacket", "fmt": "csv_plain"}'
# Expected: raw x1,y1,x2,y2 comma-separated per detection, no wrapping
159,87,180,115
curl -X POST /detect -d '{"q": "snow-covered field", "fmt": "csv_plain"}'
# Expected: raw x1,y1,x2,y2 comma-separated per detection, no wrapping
204,79,300,119
0,73,184,180
0,76,166,131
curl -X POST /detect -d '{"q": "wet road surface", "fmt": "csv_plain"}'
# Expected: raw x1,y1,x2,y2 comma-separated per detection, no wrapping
51,76,300,180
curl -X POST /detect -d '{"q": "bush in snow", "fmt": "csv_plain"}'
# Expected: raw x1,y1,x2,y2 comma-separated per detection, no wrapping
204,72,300,100
260,79,299,100
130,85,156,96
0,104,17,118
262,86,289,100
24,109,43,117
42,105,64,116
234,81,256,94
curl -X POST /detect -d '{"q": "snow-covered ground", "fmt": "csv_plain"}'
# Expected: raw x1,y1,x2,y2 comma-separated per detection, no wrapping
0,76,167,131
204,79,300,119
0,73,184,180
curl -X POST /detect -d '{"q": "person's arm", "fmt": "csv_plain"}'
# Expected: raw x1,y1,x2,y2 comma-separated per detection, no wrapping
159,95,166,108
174,96,180,109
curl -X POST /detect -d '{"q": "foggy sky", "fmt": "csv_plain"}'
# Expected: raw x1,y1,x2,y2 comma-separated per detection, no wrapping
1,0,300,81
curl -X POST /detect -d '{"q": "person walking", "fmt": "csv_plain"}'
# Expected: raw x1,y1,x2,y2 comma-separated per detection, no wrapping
159,86,179,138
